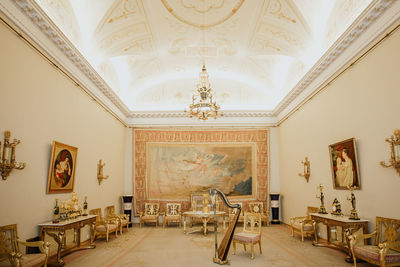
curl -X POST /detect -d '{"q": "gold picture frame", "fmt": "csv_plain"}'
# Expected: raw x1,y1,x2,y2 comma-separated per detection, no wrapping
46,141,78,194
190,191,209,211
329,138,360,190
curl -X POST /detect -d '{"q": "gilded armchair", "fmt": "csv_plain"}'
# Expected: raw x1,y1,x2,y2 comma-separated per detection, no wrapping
105,205,130,234
229,202,244,226
347,216,400,267
248,202,270,226
232,212,262,260
163,203,182,228
0,224,50,267
139,203,160,227
289,206,318,242
89,208,119,242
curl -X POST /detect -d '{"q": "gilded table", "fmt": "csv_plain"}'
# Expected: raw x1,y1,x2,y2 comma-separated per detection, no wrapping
183,211,226,236
38,215,97,266
310,213,368,261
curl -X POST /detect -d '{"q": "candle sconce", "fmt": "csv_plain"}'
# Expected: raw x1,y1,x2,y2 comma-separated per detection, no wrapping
298,157,310,182
97,159,109,185
380,129,400,175
0,130,26,180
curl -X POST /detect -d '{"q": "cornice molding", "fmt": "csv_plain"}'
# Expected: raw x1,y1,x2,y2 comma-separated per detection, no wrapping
128,110,274,119
12,0,131,118
2,0,397,124
272,0,394,117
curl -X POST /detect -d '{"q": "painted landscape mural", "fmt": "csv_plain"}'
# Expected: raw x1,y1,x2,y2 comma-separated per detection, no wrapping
147,143,255,200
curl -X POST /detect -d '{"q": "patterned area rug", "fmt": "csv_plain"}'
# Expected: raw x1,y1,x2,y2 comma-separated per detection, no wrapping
64,225,375,267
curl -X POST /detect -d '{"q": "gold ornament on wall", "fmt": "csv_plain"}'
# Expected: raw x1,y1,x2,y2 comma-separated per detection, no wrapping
298,157,310,182
97,159,109,185
380,129,400,175
0,130,26,180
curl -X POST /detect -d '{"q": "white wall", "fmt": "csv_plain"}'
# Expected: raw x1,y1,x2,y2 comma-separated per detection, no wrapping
278,26,400,229
0,22,126,240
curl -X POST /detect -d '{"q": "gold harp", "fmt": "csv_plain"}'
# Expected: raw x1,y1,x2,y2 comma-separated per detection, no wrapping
209,188,241,265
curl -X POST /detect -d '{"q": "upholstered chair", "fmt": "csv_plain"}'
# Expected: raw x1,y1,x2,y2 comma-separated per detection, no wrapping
139,203,160,227
248,201,270,226
0,224,50,267
289,206,318,242
163,203,182,228
347,216,400,267
232,212,262,260
105,205,130,234
229,202,244,226
89,208,119,242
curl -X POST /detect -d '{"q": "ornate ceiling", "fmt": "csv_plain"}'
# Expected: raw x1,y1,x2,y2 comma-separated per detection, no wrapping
2,0,399,125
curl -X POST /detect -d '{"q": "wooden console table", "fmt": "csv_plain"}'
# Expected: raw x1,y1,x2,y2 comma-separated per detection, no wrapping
38,215,97,266
310,213,368,261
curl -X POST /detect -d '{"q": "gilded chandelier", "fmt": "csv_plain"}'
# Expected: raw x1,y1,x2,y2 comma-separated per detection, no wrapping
186,64,222,120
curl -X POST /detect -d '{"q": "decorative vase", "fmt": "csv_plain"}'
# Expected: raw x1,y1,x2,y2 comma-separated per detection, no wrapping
270,193,280,224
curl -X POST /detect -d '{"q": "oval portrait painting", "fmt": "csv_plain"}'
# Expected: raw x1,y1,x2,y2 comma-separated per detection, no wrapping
53,149,73,187
47,141,78,194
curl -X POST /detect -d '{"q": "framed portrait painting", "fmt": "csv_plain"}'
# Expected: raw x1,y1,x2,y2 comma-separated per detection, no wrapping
329,138,360,190
46,141,78,194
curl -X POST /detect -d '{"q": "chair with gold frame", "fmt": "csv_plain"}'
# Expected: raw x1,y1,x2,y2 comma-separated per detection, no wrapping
105,205,130,234
232,212,262,260
89,208,119,242
0,224,50,267
347,216,400,267
248,201,270,226
289,206,318,242
229,202,244,226
163,203,182,228
139,203,160,227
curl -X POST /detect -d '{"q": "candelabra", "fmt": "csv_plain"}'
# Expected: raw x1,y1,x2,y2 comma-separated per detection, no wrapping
316,184,327,214
97,159,109,185
0,130,26,180
347,186,360,220
380,129,400,175
298,157,310,182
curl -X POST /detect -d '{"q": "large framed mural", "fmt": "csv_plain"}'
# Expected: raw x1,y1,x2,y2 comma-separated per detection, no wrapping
133,128,269,215
147,143,255,200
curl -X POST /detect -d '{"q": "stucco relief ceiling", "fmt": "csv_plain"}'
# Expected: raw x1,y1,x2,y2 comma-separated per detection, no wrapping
30,0,374,114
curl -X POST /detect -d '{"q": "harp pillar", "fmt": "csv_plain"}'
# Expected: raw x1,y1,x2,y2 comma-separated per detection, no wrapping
270,193,280,224
122,195,133,224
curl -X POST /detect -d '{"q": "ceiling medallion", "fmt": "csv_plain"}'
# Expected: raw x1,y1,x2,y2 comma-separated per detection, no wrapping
185,65,222,120
161,0,244,28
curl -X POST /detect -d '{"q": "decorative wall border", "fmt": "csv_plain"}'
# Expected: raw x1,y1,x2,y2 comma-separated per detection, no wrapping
133,128,269,215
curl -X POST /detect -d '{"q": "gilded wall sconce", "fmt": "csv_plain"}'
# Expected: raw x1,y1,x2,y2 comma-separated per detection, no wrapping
0,130,26,180
97,159,109,185
298,157,310,182
380,129,400,175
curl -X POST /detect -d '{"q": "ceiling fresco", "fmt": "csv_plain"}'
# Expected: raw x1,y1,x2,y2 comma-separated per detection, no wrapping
3,0,397,124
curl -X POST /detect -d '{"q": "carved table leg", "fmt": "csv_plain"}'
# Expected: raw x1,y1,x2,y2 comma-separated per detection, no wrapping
183,215,187,234
47,230,65,266
203,218,208,236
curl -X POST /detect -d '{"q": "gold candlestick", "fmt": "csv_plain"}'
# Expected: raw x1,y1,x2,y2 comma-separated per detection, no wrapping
316,184,327,214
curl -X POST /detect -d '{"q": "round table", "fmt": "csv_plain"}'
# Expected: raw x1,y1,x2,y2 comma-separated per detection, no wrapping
183,211,226,236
